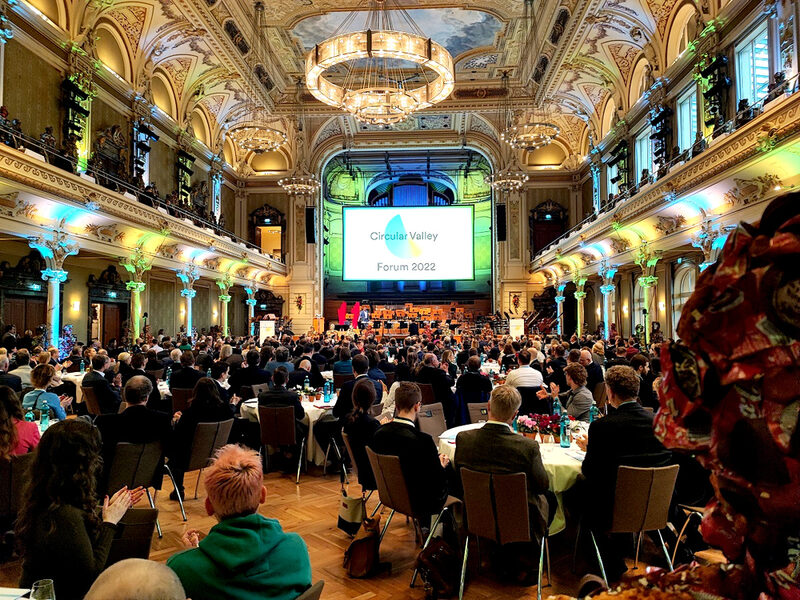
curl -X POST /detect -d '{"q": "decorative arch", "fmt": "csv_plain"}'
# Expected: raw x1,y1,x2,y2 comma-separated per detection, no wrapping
151,71,177,119
190,107,212,147
248,148,290,173
27,0,65,28
223,136,236,165
666,2,697,66
600,96,616,139
672,259,698,331
95,21,132,81
628,56,650,107
525,139,569,166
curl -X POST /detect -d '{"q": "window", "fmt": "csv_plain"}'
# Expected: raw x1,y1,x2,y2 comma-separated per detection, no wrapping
634,127,653,181
606,162,618,199
672,264,697,332
212,173,222,219
736,24,770,104
677,86,698,152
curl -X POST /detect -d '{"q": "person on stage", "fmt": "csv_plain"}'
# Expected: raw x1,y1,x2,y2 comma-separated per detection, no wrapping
358,305,370,330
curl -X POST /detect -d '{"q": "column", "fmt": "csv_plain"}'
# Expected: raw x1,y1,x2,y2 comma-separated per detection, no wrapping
177,265,200,340
633,242,661,345
574,276,587,337
555,281,566,335
598,259,618,340
216,275,233,337
120,247,153,342
244,287,257,336
29,231,79,348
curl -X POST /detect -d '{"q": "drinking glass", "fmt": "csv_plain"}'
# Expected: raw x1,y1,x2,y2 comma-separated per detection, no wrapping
30,579,56,599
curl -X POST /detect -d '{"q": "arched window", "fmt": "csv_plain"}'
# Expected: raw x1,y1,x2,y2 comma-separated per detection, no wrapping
672,262,697,332
633,279,646,334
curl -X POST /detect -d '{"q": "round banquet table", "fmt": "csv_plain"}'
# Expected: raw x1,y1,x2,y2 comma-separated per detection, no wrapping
240,397,335,466
438,422,586,534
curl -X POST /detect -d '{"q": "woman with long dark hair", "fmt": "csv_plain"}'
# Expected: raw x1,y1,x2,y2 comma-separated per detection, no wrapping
343,378,379,491
169,377,235,500
16,419,142,599
0,385,39,458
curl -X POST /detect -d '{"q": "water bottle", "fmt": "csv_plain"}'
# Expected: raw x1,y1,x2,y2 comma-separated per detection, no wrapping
323,381,331,403
24,408,35,422
560,413,571,448
39,398,50,430
589,402,600,423
553,397,562,417
480,353,486,364
165,366,172,388
500,364,506,375
304,376,310,392
512,416,518,433
79,359,85,373
206,368,212,378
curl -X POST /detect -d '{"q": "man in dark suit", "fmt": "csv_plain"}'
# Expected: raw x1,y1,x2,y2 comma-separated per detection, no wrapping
127,353,164,411
82,355,122,414
605,345,630,369
580,349,604,393
228,350,271,396
169,351,203,390
369,381,449,518
573,365,672,580
545,344,568,390
454,385,551,544
414,353,455,426
144,350,164,372
258,368,305,422
94,375,173,493
287,359,314,389
0,355,22,393
455,355,492,395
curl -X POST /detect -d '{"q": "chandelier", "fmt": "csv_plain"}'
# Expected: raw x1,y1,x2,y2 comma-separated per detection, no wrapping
279,79,321,196
305,0,455,125
228,116,287,154
485,168,529,193
501,118,560,151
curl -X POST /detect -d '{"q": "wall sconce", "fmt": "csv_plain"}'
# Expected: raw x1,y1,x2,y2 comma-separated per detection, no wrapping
71,300,80,312
213,309,219,318
659,301,666,312
622,305,629,314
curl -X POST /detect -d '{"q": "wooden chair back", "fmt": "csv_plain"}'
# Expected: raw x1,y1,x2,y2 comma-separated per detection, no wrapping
417,402,447,444
258,406,297,447
81,386,102,416
610,465,679,534
366,447,415,518
170,388,193,413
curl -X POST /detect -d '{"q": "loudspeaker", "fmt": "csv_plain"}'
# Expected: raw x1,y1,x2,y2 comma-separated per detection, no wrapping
305,207,316,244
496,204,507,241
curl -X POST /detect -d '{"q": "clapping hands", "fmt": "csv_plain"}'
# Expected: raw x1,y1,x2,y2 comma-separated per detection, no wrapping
102,486,144,524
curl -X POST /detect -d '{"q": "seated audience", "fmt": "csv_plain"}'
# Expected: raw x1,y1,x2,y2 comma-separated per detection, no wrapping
22,363,71,420
16,419,142,600
342,378,380,491
169,351,203,390
0,355,21,392
128,352,163,409
332,347,353,374
538,363,594,421
82,355,122,414
504,349,544,389
0,385,39,456
265,347,294,374
369,382,449,518
167,445,311,600
228,349,271,396
9,349,32,387
86,558,188,600
414,353,455,426
580,348,605,391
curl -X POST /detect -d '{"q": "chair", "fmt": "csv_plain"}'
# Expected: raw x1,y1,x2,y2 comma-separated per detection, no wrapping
258,406,306,484
295,580,324,600
81,386,102,416
670,504,705,566
341,432,374,498
0,453,34,519
416,383,436,405
592,381,607,412
251,383,270,398
146,369,164,381
459,468,550,600
588,465,680,585
368,402,384,417
467,403,488,424
105,508,159,566
517,386,551,415
170,388,193,413
365,447,460,588
333,373,354,391
385,372,395,387
417,402,447,445
185,419,235,499
106,442,181,538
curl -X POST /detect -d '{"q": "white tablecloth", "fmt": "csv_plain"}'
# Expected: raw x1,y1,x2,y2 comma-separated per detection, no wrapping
321,370,333,380
240,398,335,465
438,422,585,534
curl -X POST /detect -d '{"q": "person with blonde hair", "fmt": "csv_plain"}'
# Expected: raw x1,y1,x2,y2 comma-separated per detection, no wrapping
22,363,71,420
167,444,311,600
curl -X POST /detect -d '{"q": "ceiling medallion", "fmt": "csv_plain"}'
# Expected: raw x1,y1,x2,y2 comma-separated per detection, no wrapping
305,0,455,125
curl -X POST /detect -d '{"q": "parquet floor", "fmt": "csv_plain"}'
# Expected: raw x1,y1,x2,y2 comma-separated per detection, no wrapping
1,465,687,599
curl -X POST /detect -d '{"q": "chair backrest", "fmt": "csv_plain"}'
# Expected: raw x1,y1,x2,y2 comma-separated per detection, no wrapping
81,386,102,416
467,403,489,424
417,382,436,405
610,464,680,534
258,406,297,448
107,442,164,493
333,373,354,391
365,447,415,517
295,580,325,600
105,507,159,566
251,383,271,398
0,453,34,518
460,468,530,545
186,419,234,472
385,372,395,387
146,369,164,381
517,386,551,415
592,381,607,411
417,402,447,444
170,388,193,413
341,432,358,478
368,402,384,417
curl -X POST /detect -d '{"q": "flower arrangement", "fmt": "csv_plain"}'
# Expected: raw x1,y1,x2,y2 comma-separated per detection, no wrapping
516,415,536,433
515,414,567,435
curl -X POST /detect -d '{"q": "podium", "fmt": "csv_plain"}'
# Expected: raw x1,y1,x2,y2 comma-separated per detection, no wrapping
509,318,525,339
259,320,276,343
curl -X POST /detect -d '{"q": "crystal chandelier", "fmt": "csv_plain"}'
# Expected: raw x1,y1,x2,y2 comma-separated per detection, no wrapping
228,111,287,153
305,0,455,125
487,71,529,193
279,80,321,196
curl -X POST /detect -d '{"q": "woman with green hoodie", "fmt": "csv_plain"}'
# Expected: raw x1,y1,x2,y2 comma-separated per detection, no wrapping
167,444,312,600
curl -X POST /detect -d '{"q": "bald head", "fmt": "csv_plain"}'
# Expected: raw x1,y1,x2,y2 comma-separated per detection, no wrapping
85,559,187,600
579,350,592,367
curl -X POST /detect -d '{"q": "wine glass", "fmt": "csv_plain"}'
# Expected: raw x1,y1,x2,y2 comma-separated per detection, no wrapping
30,579,55,599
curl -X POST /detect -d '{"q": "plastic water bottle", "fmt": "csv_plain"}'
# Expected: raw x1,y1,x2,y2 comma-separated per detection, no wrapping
560,414,571,448
589,402,600,423
24,408,35,422
39,398,50,430
206,368,212,378
323,381,331,403
500,364,506,375
80,359,85,373
165,366,172,388
480,353,486,364
304,376,310,392
553,397,562,417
